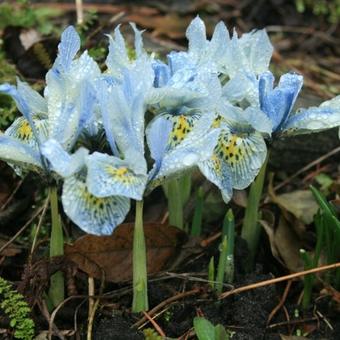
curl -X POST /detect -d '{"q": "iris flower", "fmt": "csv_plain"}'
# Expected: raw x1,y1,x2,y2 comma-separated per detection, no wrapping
0,26,99,177
41,25,220,236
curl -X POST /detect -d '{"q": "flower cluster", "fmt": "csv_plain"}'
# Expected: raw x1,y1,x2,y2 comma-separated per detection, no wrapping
1,17,339,235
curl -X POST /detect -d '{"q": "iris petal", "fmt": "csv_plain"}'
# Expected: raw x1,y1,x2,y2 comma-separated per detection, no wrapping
62,175,130,235
86,152,147,200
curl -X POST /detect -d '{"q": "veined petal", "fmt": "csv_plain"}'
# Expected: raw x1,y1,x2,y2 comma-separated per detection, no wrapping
146,115,173,167
41,139,88,178
96,60,153,172
0,134,43,172
62,175,130,235
55,26,81,72
86,152,147,200
46,51,99,150
280,95,340,136
186,16,207,57
152,60,171,88
214,128,267,190
198,156,233,203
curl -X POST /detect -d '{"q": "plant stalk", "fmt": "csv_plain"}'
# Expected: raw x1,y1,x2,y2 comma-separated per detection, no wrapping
241,153,269,271
132,200,149,312
48,186,65,307
167,178,184,229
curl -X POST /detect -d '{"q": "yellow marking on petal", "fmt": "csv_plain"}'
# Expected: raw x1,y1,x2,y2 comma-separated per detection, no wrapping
82,189,107,210
168,115,195,147
17,120,33,139
105,166,133,183
211,115,222,129
215,133,247,167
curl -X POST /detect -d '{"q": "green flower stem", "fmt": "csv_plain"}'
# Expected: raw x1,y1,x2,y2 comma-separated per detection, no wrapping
215,235,228,295
167,178,184,229
300,249,314,310
241,152,269,272
48,186,65,307
191,187,204,236
223,209,235,284
132,200,149,312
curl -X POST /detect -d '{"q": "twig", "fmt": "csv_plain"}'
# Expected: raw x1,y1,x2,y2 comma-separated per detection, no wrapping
142,311,166,337
267,317,318,329
75,0,83,24
267,280,292,325
273,146,340,192
133,288,201,329
30,195,50,255
87,277,95,340
0,179,23,211
219,262,340,300
0,205,45,255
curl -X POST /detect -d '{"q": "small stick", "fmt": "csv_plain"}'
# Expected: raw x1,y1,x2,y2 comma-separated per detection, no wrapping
75,0,84,24
30,195,50,255
87,277,95,340
0,205,45,254
0,179,23,211
133,288,200,329
142,311,166,337
219,262,340,300
267,280,292,325
267,317,318,329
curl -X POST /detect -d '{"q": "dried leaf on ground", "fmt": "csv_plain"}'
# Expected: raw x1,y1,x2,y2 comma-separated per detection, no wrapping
270,190,319,224
65,223,187,282
261,211,303,272
0,239,22,257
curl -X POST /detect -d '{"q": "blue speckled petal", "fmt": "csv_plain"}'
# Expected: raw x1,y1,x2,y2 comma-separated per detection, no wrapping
0,134,43,171
198,156,233,203
62,175,130,235
41,139,88,177
213,127,267,190
86,152,147,200
148,113,220,190
280,95,340,136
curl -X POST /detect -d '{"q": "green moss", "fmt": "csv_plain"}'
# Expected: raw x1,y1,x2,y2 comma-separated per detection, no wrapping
0,276,35,340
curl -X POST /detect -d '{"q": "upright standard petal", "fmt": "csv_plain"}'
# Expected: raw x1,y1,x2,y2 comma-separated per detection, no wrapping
62,175,130,235
55,26,81,72
86,152,147,200
96,60,153,173
46,51,99,150
259,71,303,132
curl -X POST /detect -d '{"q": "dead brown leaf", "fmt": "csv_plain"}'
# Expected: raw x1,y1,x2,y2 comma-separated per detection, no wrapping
65,223,187,282
261,211,303,272
271,190,319,225
0,239,22,257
